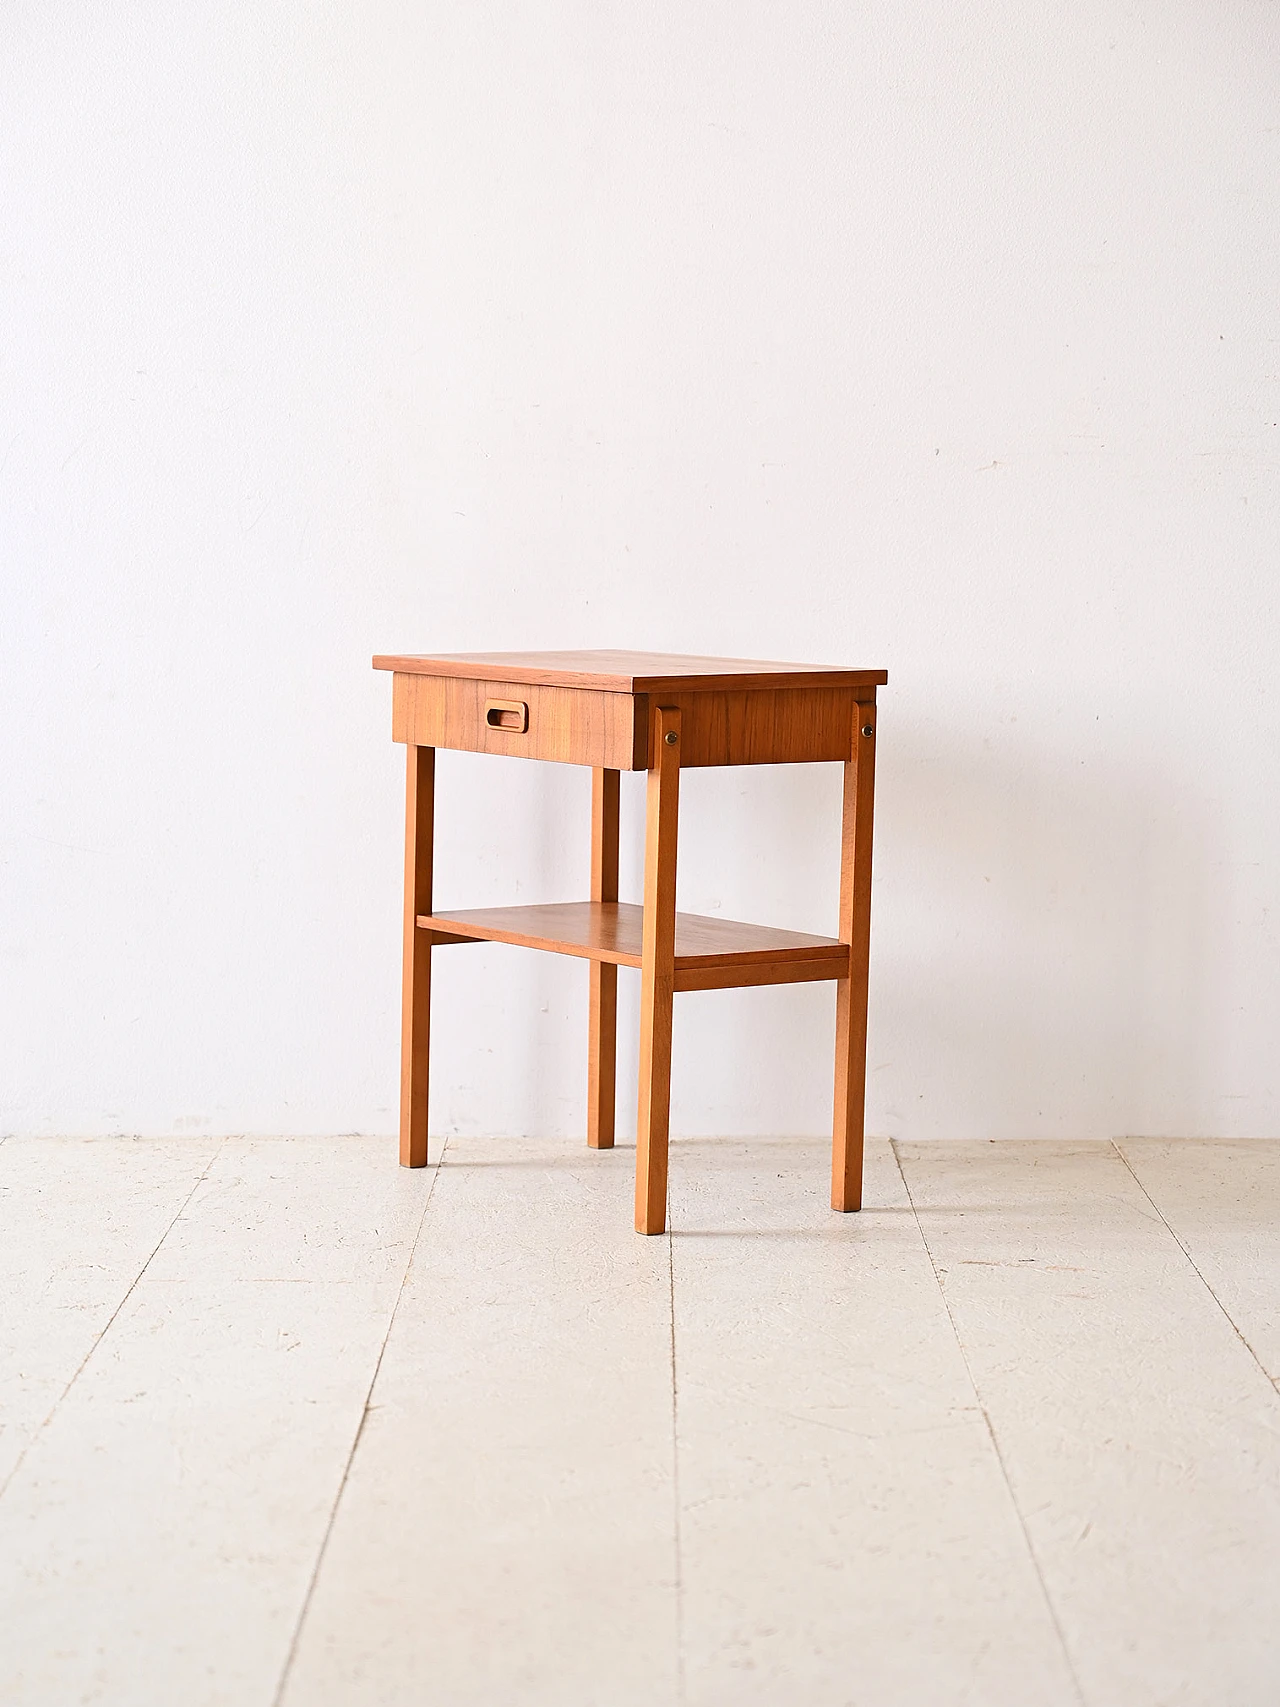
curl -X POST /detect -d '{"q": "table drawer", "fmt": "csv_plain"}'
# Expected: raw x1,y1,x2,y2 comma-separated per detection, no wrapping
393,672,647,769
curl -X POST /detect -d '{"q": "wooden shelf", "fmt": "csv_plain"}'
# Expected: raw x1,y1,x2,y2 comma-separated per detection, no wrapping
419,902,849,993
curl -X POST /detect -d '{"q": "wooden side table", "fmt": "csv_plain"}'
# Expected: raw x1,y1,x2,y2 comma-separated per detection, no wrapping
372,650,887,1234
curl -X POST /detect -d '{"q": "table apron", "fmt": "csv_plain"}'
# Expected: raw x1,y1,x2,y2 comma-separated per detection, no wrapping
392,673,876,768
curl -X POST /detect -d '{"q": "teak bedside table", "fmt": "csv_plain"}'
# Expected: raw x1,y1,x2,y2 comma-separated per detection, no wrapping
372,649,887,1234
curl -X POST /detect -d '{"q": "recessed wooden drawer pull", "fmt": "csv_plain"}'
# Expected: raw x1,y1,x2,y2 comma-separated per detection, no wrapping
485,698,529,733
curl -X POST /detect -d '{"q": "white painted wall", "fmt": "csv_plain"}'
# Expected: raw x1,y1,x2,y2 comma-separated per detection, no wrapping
3,3,1278,1141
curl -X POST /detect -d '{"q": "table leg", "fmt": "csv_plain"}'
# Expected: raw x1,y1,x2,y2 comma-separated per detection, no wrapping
832,703,877,1210
400,744,435,1168
588,767,621,1149
635,706,681,1234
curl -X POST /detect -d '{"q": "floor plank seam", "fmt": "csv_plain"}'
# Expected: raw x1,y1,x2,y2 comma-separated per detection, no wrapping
1111,1140,1279,1398
270,1139,448,1707
890,1139,1089,1707
0,1134,229,1510
668,1224,686,1707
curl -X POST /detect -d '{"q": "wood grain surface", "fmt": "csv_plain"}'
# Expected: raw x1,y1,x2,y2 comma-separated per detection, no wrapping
832,701,877,1211
403,673,643,769
375,647,887,696
399,746,434,1169
587,769,621,1150
420,901,846,978
391,669,879,770
635,705,682,1235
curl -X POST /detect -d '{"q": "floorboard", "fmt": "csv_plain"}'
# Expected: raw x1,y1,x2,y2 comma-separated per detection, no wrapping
0,1135,221,1491
1118,1138,1280,1386
281,1135,680,1707
671,1138,1079,1707
0,1137,428,1707
896,1138,1280,1707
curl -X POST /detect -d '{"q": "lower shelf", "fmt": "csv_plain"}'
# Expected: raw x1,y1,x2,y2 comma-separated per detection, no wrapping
419,901,849,992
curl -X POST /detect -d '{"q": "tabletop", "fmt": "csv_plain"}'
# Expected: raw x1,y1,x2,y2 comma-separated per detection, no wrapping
373,649,888,695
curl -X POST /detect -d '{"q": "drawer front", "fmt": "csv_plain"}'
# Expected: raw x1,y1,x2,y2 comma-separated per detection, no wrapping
397,673,646,769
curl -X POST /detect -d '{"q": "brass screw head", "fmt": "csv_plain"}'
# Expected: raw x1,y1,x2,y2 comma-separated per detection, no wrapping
665,731,678,744
861,724,875,737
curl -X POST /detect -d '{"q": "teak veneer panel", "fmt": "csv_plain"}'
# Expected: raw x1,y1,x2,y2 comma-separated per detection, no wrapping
651,686,872,768
400,673,644,770
418,901,848,985
390,670,877,770
375,648,888,696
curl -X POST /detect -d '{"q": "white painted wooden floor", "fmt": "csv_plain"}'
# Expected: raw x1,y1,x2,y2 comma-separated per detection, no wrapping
2,1135,1279,1706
